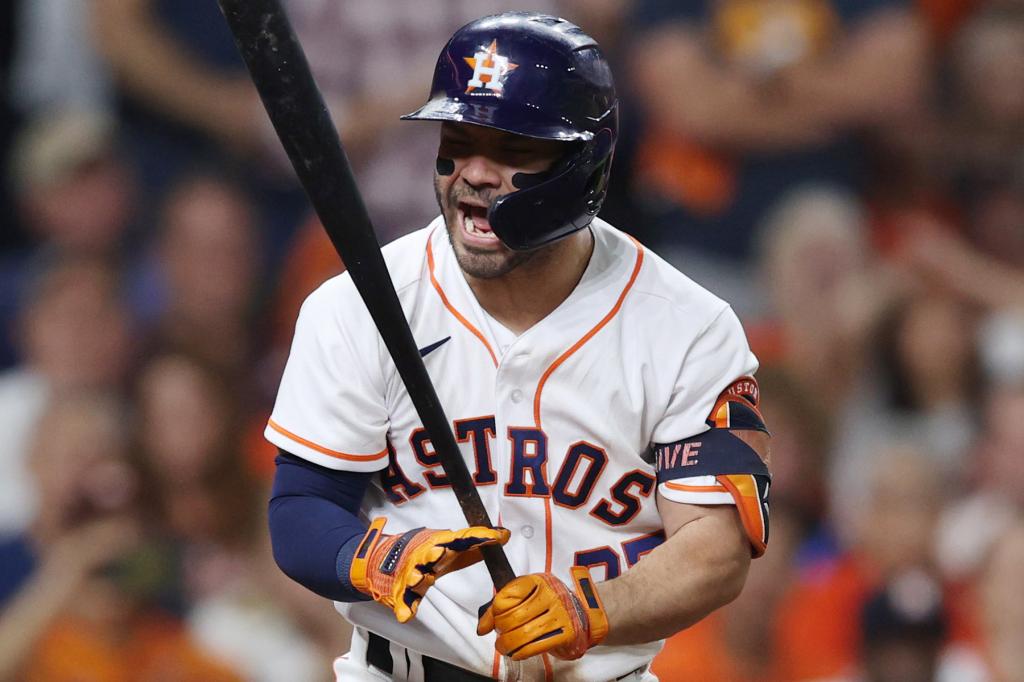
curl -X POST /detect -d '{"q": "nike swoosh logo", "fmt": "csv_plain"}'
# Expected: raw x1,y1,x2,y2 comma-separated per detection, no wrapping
418,336,451,358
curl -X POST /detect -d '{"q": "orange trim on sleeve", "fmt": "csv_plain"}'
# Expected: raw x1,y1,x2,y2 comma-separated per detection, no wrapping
717,474,768,557
426,232,499,367
267,419,388,462
663,481,729,494
533,239,644,426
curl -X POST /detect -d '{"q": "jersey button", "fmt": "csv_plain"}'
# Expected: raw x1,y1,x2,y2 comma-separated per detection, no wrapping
510,389,524,403
521,525,534,539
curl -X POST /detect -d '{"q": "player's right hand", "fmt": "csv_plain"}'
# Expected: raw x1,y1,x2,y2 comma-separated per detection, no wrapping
350,517,510,623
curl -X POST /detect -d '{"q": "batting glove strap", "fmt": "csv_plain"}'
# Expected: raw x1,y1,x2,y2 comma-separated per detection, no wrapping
568,565,609,647
350,517,510,623
350,517,389,597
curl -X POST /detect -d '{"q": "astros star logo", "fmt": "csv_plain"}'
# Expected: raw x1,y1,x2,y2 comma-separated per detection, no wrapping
464,40,518,95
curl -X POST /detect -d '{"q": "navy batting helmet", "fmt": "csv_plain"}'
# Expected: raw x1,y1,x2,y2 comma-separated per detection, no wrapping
402,12,618,251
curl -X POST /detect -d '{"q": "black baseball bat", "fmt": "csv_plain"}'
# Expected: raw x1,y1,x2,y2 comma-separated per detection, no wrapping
216,0,515,589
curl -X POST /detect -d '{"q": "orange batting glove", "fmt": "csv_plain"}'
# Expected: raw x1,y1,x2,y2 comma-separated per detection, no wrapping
477,566,609,661
350,517,510,623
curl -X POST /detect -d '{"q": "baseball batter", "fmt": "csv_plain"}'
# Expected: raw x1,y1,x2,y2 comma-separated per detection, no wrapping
267,12,771,682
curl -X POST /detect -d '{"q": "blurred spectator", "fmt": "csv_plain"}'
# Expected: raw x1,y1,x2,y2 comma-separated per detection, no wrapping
854,571,950,682
625,0,927,273
975,519,1024,682
90,0,260,182
853,449,943,578
90,0,317,263
0,390,137,606
0,256,132,535
887,4,1024,202
770,447,945,680
757,186,896,405
937,380,1024,581
9,109,135,255
0,390,239,682
138,173,261,374
134,353,258,546
9,0,112,115
946,6,1024,185
3,0,115,253
13,257,132,389
0,108,136,368
187,529,353,682
930,515,1024,682
873,292,979,459
831,290,981,540
133,352,349,680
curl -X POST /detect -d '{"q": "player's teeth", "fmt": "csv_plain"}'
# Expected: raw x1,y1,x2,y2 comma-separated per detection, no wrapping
464,213,475,234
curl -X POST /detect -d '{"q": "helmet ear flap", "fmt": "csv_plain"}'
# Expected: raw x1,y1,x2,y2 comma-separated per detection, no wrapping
488,130,614,251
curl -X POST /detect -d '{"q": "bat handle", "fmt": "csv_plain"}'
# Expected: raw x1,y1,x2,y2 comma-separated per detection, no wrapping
482,544,516,589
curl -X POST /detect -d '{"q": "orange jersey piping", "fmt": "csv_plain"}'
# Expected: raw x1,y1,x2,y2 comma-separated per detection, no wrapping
532,240,645,426
267,419,388,462
663,481,729,494
426,232,499,367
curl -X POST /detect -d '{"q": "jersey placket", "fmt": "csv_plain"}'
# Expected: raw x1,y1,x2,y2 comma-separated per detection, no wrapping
491,341,548,575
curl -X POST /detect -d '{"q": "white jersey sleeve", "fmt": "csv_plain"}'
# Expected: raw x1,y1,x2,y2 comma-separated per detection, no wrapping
653,305,764,506
265,276,391,472
653,305,758,444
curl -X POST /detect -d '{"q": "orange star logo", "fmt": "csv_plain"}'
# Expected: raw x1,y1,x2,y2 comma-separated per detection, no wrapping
464,40,518,94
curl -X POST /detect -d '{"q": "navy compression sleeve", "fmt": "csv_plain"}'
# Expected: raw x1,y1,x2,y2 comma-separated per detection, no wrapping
268,450,373,602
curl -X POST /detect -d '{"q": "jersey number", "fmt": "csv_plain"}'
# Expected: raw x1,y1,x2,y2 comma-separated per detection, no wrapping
574,530,666,581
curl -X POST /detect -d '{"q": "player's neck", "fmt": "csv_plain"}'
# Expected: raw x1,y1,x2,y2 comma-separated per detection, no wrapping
466,229,594,336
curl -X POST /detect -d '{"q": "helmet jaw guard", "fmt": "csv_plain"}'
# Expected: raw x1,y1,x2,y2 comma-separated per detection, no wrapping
489,126,615,251
402,12,618,251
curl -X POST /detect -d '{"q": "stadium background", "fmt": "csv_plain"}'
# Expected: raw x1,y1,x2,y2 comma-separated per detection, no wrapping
1,0,1022,680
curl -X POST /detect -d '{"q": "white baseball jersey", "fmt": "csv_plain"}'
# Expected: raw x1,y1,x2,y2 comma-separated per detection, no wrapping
266,217,761,681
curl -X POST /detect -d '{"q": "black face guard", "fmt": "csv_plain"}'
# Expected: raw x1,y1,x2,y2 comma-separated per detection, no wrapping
488,127,614,251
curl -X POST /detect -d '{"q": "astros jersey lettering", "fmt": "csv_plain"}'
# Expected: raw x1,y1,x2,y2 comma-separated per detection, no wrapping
266,217,761,681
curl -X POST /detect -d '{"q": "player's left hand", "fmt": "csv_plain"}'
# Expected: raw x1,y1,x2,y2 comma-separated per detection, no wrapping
476,566,609,661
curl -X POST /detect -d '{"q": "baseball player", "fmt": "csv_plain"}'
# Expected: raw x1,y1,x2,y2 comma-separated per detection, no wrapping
266,12,771,682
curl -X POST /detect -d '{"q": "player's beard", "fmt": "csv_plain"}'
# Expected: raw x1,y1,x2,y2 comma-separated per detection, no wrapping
434,174,539,280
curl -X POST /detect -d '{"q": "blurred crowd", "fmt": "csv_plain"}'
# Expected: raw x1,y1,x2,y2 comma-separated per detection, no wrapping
0,1,1022,681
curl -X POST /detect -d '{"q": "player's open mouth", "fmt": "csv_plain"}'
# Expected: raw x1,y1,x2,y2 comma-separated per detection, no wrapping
458,202,501,245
